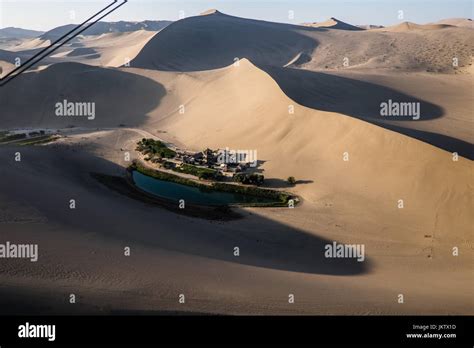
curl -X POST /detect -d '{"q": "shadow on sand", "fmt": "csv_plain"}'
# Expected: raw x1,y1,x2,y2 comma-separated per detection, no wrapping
0,62,167,129
262,66,444,121
0,145,372,278
261,66,473,159
264,178,314,189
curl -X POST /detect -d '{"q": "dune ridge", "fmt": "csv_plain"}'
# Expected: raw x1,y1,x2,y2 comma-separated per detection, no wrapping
302,17,363,30
130,12,474,74
379,21,455,32
433,18,473,28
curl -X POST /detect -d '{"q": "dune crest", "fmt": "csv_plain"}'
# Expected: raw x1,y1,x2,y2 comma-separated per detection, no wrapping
434,18,473,28
200,9,223,16
381,21,454,32
130,12,317,71
302,17,363,30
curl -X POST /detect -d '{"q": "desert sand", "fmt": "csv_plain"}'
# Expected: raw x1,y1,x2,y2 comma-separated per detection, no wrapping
0,11,472,315
302,17,363,30
433,18,474,28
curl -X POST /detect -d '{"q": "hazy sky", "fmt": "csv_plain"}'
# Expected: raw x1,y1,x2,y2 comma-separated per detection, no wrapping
1,0,472,31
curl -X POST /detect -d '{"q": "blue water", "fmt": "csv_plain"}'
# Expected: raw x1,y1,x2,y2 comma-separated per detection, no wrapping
132,170,276,206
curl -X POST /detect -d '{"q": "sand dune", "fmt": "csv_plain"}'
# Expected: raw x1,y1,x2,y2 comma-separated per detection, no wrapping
200,9,222,16
131,10,319,71
0,48,41,76
0,37,26,51
434,18,473,28
302,17,363,30
62,30,158,67
130,12,474,74
129,60,473,238
40,20,171,41
380,21,454,32
3,37,51,52
261,66,474,158
0,58,472,314
0,27,44,39
357,24,384,30
0,20,169,53
0,60,15,77
0,62,165,128
126,10,472,157
302,26,473,73
3,13,472,74
0,30,157,69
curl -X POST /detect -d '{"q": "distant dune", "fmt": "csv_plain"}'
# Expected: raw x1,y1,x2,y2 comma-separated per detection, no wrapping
2,37,51,52
200,9,222,16
304,25,473,73
64,30,158,67
129,12,473,74
380,21,454,32
1,30,158,68
0,27,44,39
131,10,318,71
302,17,363,30
3,14,472,74
433,18,473,28
0,48,46,76
0,59,15,77
357,24,384,30
40,20,172,41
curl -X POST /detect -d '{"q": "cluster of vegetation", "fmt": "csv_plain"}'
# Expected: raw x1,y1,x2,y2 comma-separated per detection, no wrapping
161,161,175,169
16,135,58,146
136,138,176,159
233,173,265,186
0,132,27,144
212,182,291,206
0,131,58,146
287,176,296,185
28,130,46,137
130,161,295,207
173,163,220,180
